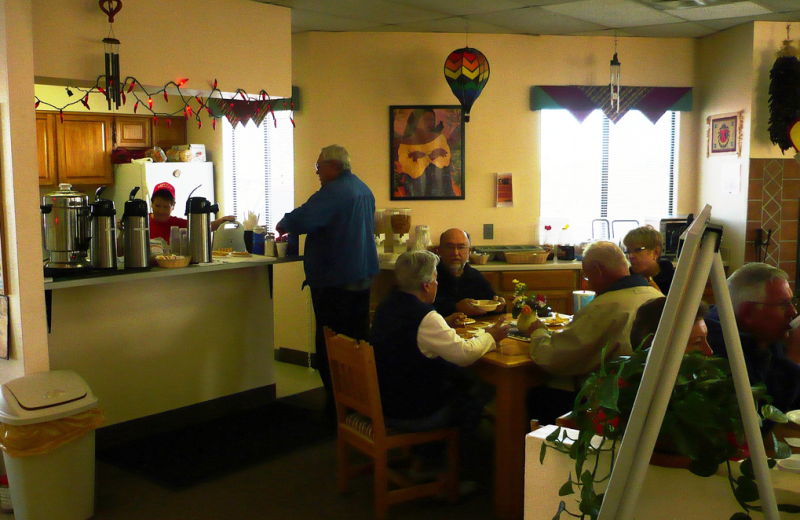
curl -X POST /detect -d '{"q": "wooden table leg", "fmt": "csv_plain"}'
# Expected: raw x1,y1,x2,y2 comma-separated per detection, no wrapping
491,366,529,520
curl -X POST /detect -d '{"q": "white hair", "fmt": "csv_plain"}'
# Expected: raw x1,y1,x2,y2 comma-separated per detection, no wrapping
583,241,628,270
728,262,789,316
319,145,351,170
395,250,439,293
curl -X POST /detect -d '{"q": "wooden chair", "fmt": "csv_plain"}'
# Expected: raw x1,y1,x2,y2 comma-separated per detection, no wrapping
323,327,459,519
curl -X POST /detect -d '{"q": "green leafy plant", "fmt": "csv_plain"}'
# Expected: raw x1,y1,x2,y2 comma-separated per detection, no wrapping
540,343,798,520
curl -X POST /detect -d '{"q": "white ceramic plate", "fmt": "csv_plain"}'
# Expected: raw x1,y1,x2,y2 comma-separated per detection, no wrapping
786,410,800,425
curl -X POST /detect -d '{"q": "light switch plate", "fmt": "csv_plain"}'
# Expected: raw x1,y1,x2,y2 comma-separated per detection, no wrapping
483,224,493,240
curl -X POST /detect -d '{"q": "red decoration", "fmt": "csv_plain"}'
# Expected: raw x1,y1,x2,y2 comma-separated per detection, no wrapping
213,79,218,89
163,91,168,102
178,78,188,87
35,101,40,108
148,97,153,110
98,0,122,23
197,120,202,129
127,81,135,93
133,101,138,113
121,91,126,104
212,119,216,130
59,111,63,123
167,118,171,128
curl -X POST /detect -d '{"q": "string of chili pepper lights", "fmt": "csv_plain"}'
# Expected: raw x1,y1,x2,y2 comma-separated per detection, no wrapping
34,77,295,130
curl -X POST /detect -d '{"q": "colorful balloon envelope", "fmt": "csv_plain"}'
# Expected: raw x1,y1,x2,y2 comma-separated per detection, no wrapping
444,47,490,122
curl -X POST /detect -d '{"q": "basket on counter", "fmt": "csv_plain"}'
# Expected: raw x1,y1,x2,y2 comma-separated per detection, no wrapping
469,252,490,265
155,255,191,268
504,251,548,264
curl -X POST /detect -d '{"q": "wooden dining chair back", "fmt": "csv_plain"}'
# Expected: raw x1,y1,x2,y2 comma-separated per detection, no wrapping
323,327,459,519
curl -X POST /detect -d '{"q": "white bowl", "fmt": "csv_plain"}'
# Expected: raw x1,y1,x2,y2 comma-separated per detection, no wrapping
471,300,501,312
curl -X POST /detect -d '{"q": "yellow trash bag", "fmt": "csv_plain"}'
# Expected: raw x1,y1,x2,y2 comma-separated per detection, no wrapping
0,408,104,458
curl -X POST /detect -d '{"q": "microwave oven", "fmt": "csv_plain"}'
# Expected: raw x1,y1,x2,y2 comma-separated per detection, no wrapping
660,215,694,258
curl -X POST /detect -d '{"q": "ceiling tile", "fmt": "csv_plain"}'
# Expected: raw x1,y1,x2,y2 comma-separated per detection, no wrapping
277,0,445,23
670,1,771,21
621,21,718,37
369,16,516,33
290,9,387,32
541,0,684,28
699,10,800,29
473,6,607,34
752,0,800,11
389,0,524,15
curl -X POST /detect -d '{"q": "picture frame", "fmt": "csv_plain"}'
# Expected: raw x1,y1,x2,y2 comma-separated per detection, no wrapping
707,111,743,157
390,105,465,200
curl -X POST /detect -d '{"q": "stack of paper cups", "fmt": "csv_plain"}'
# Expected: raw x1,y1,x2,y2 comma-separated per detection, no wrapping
573,290,595,313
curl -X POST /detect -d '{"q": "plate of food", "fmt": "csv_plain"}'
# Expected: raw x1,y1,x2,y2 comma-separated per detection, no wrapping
461,318,476,326
540,313,571,326
458,328,484,339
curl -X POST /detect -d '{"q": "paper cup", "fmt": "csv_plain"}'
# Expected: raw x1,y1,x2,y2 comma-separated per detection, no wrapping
573,291,595,313
276,242,288,258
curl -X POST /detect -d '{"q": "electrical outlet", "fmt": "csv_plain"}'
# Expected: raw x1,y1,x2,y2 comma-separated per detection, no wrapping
483,224,493,240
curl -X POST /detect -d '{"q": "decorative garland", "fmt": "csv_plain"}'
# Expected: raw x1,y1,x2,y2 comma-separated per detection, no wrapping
34,78,295,130
768,26,800,153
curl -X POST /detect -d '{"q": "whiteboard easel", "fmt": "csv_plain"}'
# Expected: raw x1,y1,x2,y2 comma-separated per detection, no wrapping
598,204,779,520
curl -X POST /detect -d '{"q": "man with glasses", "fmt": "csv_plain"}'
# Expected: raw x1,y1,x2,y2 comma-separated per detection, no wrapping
524,241,662,424
434,228,505,323
277,145,379,422
705,262,800,414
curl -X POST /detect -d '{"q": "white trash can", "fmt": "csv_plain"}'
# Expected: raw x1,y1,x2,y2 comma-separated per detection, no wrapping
0,370,100,520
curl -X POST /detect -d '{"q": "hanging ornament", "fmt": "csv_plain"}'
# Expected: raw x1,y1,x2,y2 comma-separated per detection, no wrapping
768,24,800,153
99,0,123,110
610,34,621,113
443,47,490,122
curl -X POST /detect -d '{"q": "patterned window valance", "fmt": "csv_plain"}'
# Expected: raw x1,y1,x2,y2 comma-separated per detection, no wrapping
530,86,692,124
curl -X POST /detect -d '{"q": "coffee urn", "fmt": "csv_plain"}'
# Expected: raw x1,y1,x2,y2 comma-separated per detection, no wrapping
89,187,117,269
186,196,218,264
121,187,150,270
41,183,91,275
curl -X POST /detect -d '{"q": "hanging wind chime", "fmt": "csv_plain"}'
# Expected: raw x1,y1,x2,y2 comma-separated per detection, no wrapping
99,0,123,110
769,24,800,154
444,45,490,123
610,34,621,113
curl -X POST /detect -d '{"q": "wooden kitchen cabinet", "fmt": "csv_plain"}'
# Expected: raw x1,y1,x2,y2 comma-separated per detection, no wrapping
497,270,579,314
153,117,187,150
36,112,57,185
114,116,152,149
55,114,113,185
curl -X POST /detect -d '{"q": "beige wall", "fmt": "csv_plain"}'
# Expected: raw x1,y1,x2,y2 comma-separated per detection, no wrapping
0,0,50,379
292,32,697,248
32,0,291,98
696,24,755,271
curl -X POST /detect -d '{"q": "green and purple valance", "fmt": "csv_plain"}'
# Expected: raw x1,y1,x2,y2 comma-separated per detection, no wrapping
530,86,692,124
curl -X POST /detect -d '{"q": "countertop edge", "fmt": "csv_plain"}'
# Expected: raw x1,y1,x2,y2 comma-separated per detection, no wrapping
379,260,582,271
44,256,303,290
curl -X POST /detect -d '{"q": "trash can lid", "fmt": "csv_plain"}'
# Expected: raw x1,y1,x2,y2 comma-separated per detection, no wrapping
0,370,98,425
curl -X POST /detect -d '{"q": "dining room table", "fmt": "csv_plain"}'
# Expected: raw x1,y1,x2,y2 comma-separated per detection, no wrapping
461,313,569,520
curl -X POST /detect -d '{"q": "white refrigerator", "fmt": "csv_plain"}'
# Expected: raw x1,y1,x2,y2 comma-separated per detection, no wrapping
108,161,215,218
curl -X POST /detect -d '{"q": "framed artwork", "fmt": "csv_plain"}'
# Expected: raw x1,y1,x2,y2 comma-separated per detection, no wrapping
390,105,465,200
707,111,743,157
496,173,513,207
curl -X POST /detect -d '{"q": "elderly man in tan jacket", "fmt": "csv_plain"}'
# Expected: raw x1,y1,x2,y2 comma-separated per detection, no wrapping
525,241,662,424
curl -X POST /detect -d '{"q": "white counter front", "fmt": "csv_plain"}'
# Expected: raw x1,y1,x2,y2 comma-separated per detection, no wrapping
46,257,300,427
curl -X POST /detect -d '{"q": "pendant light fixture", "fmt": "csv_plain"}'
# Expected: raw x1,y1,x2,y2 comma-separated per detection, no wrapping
99,0,123,110
610,33,621,113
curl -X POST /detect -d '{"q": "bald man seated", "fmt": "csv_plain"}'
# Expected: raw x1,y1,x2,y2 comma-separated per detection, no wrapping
525,241,662,424
434,228,505,324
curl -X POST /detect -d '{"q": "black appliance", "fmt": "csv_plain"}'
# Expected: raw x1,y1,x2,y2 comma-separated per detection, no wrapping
660,214,694,258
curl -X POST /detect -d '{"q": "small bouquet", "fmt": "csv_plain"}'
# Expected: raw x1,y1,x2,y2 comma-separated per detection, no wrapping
511,279,552,319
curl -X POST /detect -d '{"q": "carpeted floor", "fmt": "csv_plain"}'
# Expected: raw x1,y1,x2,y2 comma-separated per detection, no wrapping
96,390,336,491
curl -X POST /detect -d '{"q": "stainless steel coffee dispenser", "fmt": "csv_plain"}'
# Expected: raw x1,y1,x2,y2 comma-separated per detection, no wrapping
41,183,91,274
121,187,150,270
185,196,218,264
89,187,117,270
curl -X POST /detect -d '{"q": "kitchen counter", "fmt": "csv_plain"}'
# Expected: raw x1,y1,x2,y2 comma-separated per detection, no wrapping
45,255,302,290
46,254,302,429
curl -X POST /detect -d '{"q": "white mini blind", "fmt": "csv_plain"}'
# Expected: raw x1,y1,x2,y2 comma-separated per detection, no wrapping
540,109,678,243
223,112,294,234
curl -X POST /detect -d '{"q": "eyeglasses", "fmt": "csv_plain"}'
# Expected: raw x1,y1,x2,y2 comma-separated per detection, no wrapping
580,269,589,281
625,246,648,257
315,162,319,172
440,244,469,252
747,300,797,313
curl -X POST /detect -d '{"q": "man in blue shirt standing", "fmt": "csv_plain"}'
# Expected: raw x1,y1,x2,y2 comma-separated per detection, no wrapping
277,145,380,419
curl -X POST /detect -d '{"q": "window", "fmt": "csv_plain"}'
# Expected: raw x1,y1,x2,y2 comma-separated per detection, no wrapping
539,109,678,243
223,111,294,233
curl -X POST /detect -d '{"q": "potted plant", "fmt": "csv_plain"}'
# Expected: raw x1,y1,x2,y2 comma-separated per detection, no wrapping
540,343,799,520
511,279,552,319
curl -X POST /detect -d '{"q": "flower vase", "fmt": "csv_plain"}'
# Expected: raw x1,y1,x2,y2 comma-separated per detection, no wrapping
517,311,536,334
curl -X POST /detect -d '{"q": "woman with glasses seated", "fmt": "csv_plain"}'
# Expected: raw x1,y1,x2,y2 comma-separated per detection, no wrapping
623,226,674,295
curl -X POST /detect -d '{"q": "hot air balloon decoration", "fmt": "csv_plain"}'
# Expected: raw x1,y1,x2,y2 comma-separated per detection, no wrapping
444,47,490,122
